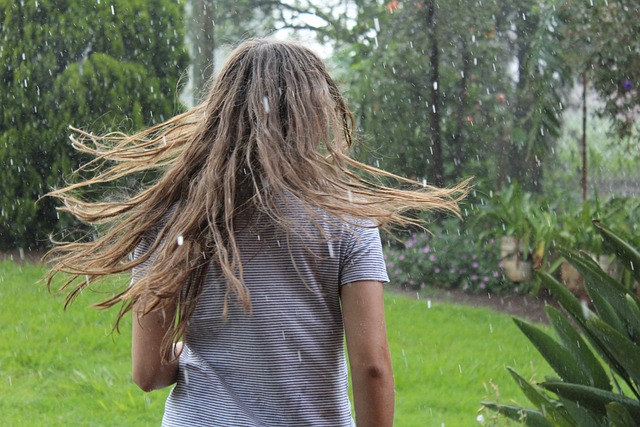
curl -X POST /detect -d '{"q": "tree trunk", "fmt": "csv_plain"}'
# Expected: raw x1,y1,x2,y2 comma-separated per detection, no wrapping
581,71,588,203
192,0,215,103
453,38,470,180
426,0,443,187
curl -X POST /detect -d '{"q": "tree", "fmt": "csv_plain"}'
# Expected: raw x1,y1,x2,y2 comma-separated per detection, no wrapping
0,0,189,250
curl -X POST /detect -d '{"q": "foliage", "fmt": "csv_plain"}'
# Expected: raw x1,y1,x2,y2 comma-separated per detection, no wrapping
482,221,640,426
558,0,640,142
472,182,559,271
1,260,549,426
383,219,522,295
0,0,189,250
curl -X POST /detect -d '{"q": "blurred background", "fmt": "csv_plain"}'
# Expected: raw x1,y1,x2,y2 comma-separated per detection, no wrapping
2,0,639,296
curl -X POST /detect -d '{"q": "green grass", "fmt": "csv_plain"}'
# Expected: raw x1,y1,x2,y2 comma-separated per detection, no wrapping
1,261,550,426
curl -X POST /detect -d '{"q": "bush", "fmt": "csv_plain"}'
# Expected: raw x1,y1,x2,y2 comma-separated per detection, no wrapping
482,221,640,426
383,220,527,294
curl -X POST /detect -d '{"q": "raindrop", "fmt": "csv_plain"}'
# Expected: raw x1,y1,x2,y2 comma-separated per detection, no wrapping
489,323,493,333
297,350,302,363
373,17,380,32
162,136,167,145
433,81,438,90
347,189,353,202
262,96,270,113
327,241,334,258
21,52,25,60
110,4,115,14
422,178,427,187
177,235,184,246
427,299,432,309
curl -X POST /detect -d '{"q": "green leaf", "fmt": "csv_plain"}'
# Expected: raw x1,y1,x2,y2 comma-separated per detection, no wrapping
585,317,640,388
562,249,640,345
625,294,640,347
586,285,626,336
481,402,554,427
514,318,593,386
593,221,640,284
540,381,640,421
506,367,575,427
606,402,638,427
538,272,587,328
546,306,611,391
558,397,605,427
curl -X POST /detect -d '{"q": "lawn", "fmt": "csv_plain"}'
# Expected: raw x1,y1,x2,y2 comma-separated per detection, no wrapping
0,260,549,426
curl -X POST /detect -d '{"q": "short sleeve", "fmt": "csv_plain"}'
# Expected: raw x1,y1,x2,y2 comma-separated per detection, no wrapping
339,223,389,286
131,235,155,285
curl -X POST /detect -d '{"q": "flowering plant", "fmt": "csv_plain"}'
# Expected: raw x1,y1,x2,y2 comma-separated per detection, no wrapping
383,220,528,294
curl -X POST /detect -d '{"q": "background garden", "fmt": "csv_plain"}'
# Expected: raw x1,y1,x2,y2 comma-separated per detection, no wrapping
1,0,640,425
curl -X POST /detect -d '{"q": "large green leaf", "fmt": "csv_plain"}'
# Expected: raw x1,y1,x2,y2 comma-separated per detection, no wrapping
540,382,640,422
558,397,604,427
506,367,575,427
585,317,640,389
587,286,626,336
593,221,640,284
606,402,638,427
538,272,587,328
562,249,640,346
481,402,553,427
546,306,611,391
625,294,640,347
514,318,593,386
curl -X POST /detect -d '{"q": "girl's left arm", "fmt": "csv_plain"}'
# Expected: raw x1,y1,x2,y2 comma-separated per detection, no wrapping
131,301,182,392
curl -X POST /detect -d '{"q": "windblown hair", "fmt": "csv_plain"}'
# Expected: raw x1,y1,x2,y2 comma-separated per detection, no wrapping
45,38,470,362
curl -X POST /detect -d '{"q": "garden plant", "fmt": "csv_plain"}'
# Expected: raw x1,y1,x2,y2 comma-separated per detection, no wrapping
482,221,640,426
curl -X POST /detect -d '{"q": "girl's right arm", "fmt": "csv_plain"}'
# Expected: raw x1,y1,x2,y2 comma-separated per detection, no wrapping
341,280,395,427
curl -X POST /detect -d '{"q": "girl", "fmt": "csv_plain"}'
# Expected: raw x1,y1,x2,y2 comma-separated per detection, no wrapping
46,38,469,426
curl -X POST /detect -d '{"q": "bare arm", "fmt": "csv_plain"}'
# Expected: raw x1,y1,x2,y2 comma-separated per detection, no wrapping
131,301,182,392
341,280,394,427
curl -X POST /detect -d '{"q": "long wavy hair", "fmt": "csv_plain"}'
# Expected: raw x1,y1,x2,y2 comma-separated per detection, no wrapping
45,38,470,362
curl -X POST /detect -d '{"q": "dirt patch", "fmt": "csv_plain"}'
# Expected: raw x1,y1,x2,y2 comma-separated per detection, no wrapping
389,286,559,324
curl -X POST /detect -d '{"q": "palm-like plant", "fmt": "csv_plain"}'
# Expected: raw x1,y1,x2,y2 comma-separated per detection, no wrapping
482,221,640,426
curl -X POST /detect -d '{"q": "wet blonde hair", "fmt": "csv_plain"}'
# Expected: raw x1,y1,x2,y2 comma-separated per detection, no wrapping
45,38,470,361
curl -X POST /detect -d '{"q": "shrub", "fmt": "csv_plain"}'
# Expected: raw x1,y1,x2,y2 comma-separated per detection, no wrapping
383,220,525,294
482,221,640,425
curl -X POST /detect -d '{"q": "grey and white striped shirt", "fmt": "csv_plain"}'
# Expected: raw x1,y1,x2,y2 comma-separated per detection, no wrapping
135,206,388,426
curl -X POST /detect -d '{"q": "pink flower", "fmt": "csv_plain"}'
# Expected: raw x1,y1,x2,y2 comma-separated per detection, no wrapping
429,254,437,262
434,267,441,274
422,246,431,253
472,262,479,269
399,254,405,261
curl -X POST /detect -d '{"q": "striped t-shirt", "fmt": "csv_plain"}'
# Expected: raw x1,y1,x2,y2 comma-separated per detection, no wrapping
135,207,388,426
